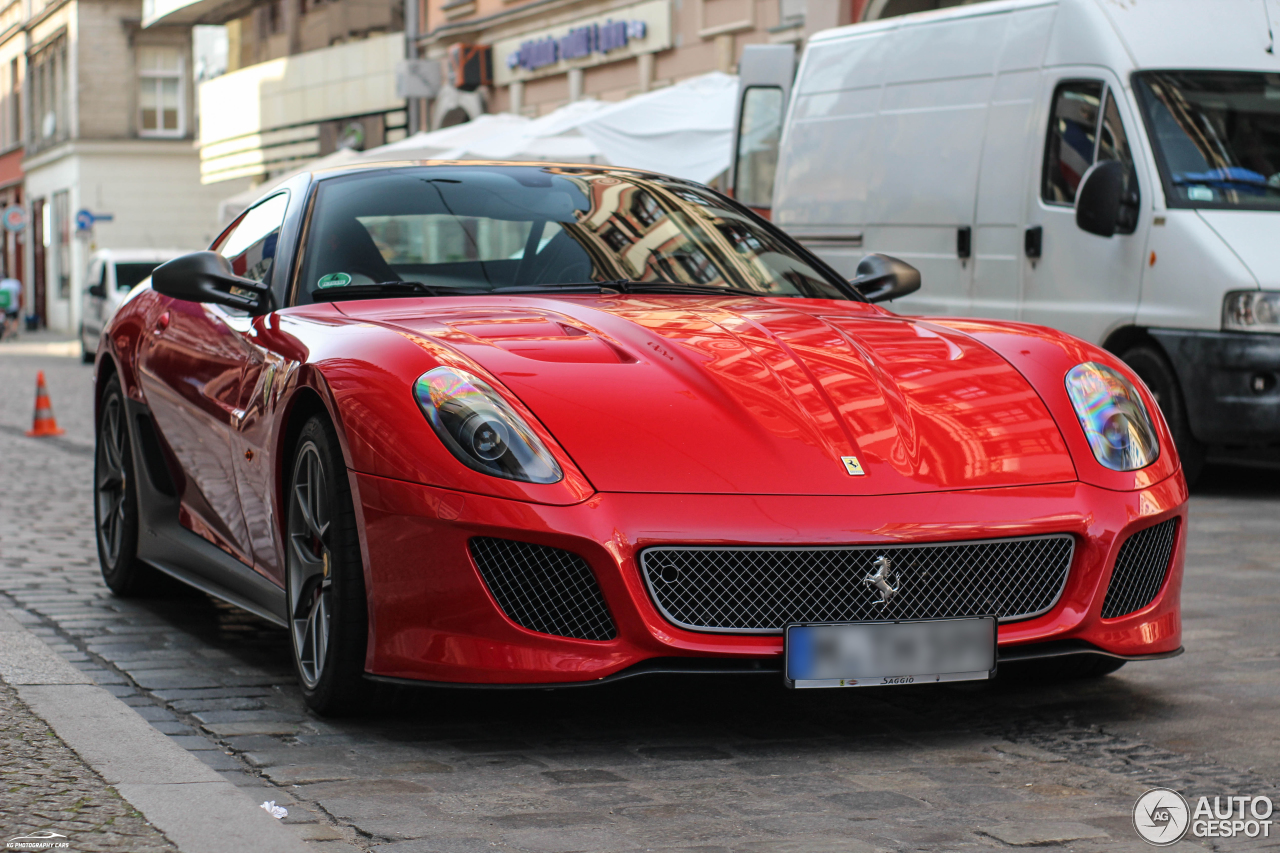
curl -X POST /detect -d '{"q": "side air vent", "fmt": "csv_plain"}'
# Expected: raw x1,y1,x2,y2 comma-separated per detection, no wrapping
1101,519,1179,620
134,413,177,496
468,538,616,641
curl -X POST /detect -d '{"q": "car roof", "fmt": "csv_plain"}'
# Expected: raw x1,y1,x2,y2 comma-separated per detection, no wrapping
308,159,668,182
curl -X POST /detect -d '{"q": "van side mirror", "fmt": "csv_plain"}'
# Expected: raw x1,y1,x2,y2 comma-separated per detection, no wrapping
1075,160,1126,237
852,253,921,303
87,283,106,299
152,251,273,315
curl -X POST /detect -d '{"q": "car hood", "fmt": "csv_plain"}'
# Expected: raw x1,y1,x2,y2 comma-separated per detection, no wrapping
1197,210,1280,288
337,296,1076,495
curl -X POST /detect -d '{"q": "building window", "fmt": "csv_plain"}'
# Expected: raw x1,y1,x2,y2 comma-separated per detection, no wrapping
28,37,67,151
138,47,184,137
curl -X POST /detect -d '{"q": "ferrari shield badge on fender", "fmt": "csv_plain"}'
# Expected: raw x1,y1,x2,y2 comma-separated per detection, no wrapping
841,456,865,476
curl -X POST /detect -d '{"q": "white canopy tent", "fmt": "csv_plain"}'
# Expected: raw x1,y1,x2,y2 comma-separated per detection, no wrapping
218,71,739,224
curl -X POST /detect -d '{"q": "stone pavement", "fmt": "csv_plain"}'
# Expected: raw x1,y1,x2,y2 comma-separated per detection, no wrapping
1,347,1278,852
0,678,176,852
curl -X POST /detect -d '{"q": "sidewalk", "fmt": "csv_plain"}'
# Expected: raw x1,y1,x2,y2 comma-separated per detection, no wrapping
0,606,313,853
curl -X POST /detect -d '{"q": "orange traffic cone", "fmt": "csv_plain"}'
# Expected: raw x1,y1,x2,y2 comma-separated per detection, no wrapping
26,371,65,437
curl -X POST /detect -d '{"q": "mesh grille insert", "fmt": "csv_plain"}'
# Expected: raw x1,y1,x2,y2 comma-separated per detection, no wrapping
1101,519,1178,620
640,535,1074,633
469,537,616,641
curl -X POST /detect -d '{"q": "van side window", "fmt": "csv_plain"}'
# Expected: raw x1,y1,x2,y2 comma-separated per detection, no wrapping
1097,89,1140,233
1042,81,1104,205
734,86,785,208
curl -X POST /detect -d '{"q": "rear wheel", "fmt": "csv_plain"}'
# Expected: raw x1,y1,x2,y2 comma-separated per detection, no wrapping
1121,344,1205,485
286,415,368,716
96,375,157,594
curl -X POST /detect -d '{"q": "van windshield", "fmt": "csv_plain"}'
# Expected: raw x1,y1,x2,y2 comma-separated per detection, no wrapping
1134,71,1280,210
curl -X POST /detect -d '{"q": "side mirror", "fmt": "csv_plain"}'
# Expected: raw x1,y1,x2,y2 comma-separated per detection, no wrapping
1076,160,1125,237
87,283,106,299
152,251,273,314
851,253,921,303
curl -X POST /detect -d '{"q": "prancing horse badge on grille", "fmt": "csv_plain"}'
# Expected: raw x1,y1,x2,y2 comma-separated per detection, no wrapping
841,456,865,476
863,556,898,604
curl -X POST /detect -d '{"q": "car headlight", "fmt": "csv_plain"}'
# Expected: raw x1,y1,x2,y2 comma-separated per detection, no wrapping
413,366,562,484
1064,362,1160,471
1223,290,1280,333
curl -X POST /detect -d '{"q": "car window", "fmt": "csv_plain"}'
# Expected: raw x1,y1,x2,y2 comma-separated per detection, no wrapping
734,86,785,208
1096,88,1140,232
115,262,161,291
214,193,289,283
1043,80,1104,205
295,166,849,304
87,260,104,291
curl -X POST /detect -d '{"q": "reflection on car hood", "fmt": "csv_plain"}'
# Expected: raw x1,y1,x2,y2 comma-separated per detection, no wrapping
338,296,1077,495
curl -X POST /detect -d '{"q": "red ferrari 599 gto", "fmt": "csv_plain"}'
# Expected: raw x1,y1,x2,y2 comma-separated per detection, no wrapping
94,163,1185,714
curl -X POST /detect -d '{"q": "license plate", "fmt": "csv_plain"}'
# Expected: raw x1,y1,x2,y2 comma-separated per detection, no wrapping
784,617,996,688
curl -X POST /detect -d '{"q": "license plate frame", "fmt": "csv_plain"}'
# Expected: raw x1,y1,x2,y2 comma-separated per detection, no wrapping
783,617,997,689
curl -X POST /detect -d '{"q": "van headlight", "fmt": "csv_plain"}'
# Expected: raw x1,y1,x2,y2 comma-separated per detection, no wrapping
1064,362,1160,471
414,367,563,484
1223,290,1280,333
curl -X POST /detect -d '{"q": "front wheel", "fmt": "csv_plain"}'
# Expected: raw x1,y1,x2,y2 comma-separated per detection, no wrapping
1121,344,1205,485
96,375,158,594
286,415,368,716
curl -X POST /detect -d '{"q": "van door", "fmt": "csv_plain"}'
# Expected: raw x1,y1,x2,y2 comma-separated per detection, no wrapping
730,45,796,218
1020,72,1150,343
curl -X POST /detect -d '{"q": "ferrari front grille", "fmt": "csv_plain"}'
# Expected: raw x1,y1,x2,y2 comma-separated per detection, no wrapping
469,537,616,641
639,534,1075,633
1100,519,1178,620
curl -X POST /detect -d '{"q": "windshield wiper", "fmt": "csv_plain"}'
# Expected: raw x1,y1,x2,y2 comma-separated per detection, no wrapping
489,280,769,297
312,281,481,302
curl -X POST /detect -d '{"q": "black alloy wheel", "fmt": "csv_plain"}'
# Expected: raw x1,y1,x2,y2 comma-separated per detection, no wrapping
286,415,368,715
1121,344,1205,485
95,374,154,594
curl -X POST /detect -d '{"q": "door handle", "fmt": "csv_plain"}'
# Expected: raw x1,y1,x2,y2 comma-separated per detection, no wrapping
957,226,971,260
1024,226,1043,260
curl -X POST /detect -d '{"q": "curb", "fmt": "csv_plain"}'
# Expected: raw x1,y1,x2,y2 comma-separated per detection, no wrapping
0,606,312,853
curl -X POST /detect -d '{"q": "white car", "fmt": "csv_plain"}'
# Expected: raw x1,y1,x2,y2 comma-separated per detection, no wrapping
81,249,186,362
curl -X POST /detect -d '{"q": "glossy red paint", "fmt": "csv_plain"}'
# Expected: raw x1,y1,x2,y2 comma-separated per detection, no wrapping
355,470,1185,683
101,276,1186,685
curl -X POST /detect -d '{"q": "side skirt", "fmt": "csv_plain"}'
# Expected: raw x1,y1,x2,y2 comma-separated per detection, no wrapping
124,399,288,628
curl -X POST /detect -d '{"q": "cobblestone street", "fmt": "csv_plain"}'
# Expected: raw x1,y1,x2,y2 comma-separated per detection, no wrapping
1,346,1278,852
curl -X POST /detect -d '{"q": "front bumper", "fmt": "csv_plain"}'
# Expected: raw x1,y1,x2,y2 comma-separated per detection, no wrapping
1151,328,1280,445
352,473,1187,684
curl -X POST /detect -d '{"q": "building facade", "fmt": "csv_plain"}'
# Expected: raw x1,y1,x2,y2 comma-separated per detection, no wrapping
0,0,244,331
145,0,410,185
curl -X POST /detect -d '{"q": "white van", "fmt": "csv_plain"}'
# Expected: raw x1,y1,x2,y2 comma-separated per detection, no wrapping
80,249,185,362
732,0,1280,481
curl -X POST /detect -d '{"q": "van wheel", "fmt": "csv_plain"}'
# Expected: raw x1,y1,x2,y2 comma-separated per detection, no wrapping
80,325,94,364
1121,344,1204,485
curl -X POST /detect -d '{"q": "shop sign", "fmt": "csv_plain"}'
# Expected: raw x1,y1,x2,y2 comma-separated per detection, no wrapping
2,204,26,233
508,20,648,72
492,0,671,86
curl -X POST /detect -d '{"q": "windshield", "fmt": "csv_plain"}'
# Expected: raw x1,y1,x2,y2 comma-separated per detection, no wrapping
115,262,162,291
1134,71,1280,210
295,166,850,304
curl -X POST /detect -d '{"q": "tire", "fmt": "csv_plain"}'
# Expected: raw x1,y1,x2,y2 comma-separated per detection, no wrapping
80,325,94,364
1121,344,1205,485
95,375,158,594
286,415,368,716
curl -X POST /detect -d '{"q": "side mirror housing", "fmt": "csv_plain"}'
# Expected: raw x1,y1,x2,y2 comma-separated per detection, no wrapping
852,253,921,303
1076,160,1125,237
87,283,106,299
151,251,273,314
